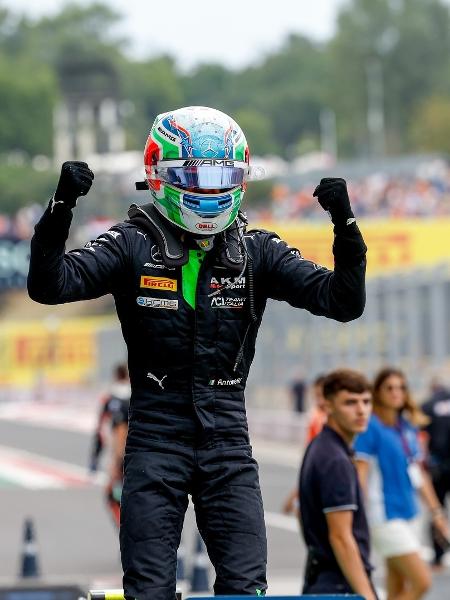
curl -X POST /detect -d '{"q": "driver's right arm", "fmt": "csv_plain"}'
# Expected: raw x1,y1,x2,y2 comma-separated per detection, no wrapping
27,162,129,304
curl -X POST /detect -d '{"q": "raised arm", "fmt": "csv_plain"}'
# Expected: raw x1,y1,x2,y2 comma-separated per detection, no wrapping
28,162,129,304
262,178,367,322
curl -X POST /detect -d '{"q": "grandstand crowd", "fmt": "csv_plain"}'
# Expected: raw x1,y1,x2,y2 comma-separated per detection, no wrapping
2,159,450,242
249,160,450,221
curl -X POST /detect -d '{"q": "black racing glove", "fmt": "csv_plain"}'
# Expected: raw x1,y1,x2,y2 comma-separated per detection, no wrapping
313,177,355,228
53,161,94,208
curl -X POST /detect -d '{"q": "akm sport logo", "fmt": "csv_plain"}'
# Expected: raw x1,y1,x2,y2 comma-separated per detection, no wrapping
210,276,246,290
140,276,177,291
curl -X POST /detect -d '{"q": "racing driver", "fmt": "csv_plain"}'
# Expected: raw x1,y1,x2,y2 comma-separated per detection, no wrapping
28,105,367,600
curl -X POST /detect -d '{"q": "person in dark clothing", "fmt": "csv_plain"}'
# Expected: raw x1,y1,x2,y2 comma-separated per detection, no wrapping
299,369,377,600
291,376,306,413
27,106,367,600
422,379,450,568
89,363,131,528
89,363,130,473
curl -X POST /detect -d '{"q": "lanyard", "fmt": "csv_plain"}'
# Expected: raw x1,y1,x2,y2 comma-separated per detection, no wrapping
394,420,414,460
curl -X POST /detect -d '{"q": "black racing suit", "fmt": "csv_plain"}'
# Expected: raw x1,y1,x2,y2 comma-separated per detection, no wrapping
28,201,367,600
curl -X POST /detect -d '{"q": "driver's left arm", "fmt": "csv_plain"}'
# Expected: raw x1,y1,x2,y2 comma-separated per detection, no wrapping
260,222,367,322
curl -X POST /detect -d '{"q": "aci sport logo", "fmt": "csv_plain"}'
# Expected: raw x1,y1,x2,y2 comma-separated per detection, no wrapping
140,276,177,291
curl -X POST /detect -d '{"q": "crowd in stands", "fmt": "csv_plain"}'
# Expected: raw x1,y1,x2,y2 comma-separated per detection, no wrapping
3,161,450,242
248,163,450,222
0,204,43,240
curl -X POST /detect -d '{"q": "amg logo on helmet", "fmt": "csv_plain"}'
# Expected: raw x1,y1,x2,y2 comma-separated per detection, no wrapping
157,126,176,142
196,222,217,230
183,159,235,167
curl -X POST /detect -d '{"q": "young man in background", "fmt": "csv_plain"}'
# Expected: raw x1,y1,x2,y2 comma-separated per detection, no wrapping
299,368,377,600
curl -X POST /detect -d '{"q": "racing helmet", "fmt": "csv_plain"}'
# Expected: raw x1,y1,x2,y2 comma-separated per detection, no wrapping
144,106,251,235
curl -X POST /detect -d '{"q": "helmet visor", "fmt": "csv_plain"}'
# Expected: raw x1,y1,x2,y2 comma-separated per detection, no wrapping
154,163,248,190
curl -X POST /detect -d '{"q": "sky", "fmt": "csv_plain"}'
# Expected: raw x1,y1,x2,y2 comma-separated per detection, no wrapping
3,0,349,70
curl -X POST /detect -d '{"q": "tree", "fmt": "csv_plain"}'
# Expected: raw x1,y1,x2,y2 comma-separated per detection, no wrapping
0,56,57,156
0,164,57,215
4,3,125,65
121,56,184,150
329,0,450,156
182,64,235,110
0,2,126,158
233,109,276,157
236,35,329,158
411,95,450,154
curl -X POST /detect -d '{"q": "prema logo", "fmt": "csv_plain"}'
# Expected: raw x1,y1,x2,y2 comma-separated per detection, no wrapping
140,276,177,291
196,222,218,231
136,296,178,310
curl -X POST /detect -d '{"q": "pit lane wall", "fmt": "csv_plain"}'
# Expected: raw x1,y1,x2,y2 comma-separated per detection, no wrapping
0,315,124,389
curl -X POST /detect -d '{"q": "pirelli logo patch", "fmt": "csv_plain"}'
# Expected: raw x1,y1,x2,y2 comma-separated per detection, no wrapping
140,276,177,291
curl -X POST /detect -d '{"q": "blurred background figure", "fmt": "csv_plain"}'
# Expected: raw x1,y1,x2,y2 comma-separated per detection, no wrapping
89,362,130,528
305,374,328,445
299,369,375,599
422,377,450,571
290,371,306,413
355,367,449,600
282,374,327,518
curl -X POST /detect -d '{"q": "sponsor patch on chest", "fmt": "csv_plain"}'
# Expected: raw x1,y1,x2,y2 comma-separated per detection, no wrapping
210,296,246,309
136,296,178,310
210,276,246,290
209,377,243,386
140,276,177,291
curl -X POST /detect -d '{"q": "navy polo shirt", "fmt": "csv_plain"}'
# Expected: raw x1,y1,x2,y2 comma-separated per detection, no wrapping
299,425,371,572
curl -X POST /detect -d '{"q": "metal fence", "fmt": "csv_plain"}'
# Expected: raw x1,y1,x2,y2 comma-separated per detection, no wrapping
246,262,450,409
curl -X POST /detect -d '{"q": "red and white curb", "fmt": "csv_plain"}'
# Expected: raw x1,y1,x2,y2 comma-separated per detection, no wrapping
0,445,106,489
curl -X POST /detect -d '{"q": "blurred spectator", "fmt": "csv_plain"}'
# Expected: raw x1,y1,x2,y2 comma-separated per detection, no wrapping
0,203,43,241
282,374,327,517
299,369,376,599
355,367,449,600
305,374,327,445
89,363,130,528
422,378,450,570
290,374,306,413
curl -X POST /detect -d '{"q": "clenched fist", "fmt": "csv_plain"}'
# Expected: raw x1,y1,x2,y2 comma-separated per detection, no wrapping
313,177,355,227
54,161,94,208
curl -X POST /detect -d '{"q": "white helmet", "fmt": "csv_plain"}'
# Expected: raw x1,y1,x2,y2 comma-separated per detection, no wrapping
144,106,251,235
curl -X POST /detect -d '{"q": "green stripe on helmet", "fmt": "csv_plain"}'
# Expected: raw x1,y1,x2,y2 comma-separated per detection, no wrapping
225,189,243,228
156,185,185,228
234,141,246,162
153,129,180,159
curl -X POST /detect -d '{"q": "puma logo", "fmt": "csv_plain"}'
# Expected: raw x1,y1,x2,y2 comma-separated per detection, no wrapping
147,372,167,389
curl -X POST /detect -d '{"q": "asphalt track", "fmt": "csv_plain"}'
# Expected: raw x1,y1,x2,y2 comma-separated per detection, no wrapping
0,415,449,599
